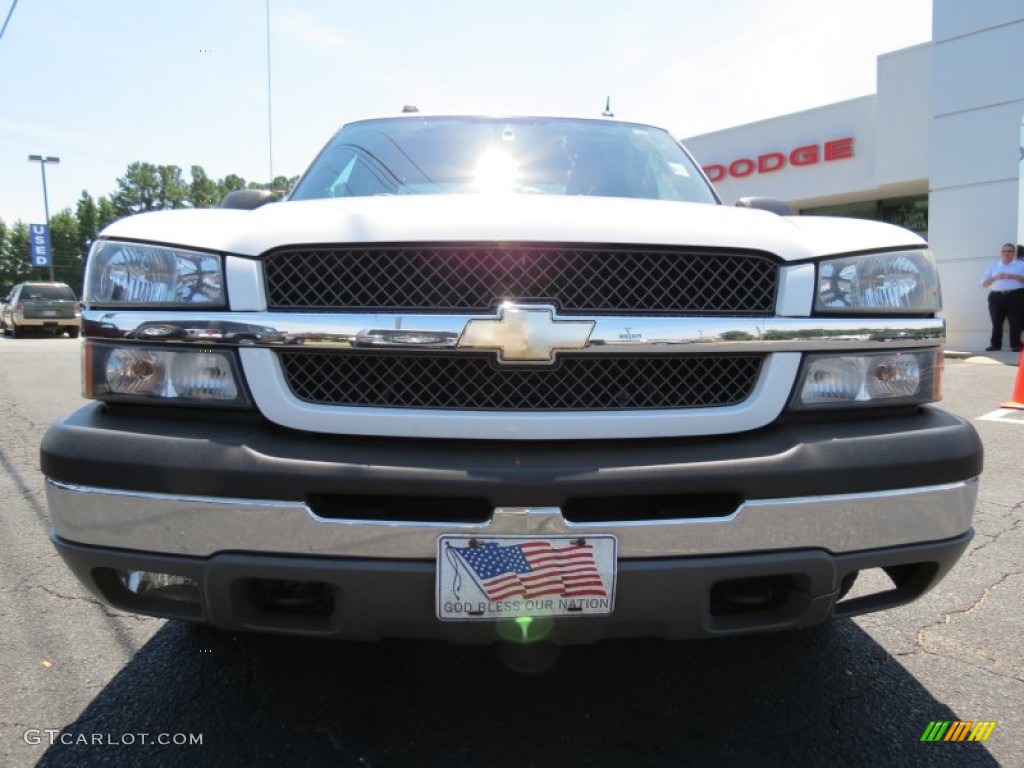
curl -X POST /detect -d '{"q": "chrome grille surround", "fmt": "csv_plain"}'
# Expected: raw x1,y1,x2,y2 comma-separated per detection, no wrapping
263,244,779,314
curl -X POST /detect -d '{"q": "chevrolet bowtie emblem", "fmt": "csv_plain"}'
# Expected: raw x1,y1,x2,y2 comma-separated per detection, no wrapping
459,305,595,362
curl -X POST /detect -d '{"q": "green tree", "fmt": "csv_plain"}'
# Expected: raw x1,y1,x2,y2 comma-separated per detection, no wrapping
112,161,161,216
189,165,220,208
219,174,247,197
156,165,189,209
112,162,188,216
96,196,120,231
0,221,33,297
0,220,10,296
75,191,99,254
48,209,85,295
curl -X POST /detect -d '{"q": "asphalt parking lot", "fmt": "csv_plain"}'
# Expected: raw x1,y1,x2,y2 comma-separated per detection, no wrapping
0,337,1020,767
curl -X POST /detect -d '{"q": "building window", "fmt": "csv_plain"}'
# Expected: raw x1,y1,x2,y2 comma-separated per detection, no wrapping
801,195,928,238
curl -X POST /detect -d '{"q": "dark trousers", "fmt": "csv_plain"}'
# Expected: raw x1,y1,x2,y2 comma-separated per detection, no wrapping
988,289,1024,349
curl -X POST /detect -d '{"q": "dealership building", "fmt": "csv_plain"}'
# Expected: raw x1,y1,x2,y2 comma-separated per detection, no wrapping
684,1,1024,352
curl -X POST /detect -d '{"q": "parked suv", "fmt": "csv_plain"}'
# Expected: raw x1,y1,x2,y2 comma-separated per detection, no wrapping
2,282,80,338
41,114,983,644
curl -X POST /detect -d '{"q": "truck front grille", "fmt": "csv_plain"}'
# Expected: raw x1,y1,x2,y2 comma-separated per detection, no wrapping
278,351,763,410
263,244,778,315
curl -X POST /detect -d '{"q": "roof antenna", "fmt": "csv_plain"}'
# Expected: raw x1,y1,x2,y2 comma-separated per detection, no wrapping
602,96,614,118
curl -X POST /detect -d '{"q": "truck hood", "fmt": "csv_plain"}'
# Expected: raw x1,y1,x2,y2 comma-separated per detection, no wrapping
100,195,925,262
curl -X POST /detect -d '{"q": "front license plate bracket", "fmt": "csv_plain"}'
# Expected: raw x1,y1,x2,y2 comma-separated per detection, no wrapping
436,534,617,621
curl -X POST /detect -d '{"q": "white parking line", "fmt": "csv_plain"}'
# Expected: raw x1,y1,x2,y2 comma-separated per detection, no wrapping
978,408,1024,425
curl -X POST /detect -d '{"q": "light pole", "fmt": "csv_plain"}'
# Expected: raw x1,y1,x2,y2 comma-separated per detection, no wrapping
28,154,59,281
266,0,274,182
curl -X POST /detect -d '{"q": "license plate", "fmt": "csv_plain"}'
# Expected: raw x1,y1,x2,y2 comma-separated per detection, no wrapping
42,310,57,316
436,535,616,620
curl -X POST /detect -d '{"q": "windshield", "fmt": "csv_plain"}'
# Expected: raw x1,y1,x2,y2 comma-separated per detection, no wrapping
290,116,718,204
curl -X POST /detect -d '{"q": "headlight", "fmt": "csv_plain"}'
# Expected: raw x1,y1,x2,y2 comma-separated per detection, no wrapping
85,342,248,407
85,240,225,307
790,349,941,410
816,250,940,314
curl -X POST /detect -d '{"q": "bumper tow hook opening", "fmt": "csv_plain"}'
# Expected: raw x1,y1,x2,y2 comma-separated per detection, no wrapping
710,574,798,617
246,579,335,617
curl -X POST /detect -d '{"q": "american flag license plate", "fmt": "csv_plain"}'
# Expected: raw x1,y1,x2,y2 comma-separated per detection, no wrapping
436,535,617,620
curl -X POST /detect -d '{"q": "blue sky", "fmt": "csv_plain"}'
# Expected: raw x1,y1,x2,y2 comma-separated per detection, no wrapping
0,0,932,226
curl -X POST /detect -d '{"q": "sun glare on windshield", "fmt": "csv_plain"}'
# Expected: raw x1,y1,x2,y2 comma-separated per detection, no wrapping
473,149,519,194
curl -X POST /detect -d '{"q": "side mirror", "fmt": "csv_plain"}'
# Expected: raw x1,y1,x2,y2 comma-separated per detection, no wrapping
735,197,793,216
219,189,278,210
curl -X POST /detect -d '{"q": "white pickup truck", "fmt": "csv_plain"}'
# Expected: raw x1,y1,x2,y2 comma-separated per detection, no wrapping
41,114,982,644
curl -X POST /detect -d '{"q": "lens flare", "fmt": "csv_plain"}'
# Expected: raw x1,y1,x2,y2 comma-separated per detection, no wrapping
473,150,518,194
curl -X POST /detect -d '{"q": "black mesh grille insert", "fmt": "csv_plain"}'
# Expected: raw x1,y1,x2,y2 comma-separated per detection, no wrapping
263,244,778,314
278,352,763,410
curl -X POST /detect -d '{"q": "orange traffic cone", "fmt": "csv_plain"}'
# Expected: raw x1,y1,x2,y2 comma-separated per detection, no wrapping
1001,348,1024,409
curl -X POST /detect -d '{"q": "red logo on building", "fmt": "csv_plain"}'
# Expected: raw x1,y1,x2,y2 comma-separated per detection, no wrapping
703,137,855,183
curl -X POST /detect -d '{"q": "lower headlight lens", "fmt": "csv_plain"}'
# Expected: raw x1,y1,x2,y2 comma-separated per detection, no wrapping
171,352,239,400
87,343,247,406
791,349,941,409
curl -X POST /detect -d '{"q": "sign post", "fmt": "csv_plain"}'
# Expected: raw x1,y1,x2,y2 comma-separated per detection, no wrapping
27,154,59,281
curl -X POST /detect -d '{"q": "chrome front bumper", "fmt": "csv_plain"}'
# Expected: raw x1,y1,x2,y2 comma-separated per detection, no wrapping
47,478,979,561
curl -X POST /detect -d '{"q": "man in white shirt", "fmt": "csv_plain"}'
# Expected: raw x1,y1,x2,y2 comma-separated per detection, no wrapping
981,242,1024,351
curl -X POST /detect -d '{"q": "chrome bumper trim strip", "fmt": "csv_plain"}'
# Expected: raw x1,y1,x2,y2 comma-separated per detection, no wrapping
47,478,978,560
82,310,945,353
